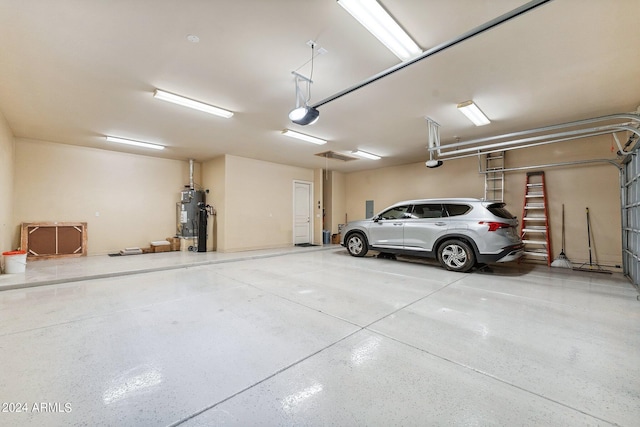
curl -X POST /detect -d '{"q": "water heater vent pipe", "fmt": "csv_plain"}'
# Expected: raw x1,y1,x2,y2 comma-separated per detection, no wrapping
189,159,194,190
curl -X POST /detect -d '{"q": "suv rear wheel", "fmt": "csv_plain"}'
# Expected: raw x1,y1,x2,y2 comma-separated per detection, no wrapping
346,233,368,257
437,239,475,272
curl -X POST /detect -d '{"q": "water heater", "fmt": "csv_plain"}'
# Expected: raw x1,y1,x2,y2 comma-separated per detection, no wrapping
177,189,205,237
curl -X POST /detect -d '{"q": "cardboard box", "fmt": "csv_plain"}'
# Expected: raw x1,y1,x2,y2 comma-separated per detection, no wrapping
331,233,341,244
166,237,180,251
150,240,171,253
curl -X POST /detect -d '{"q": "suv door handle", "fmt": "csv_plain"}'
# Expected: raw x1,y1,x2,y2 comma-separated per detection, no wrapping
435,222,447,226
393,222,403,226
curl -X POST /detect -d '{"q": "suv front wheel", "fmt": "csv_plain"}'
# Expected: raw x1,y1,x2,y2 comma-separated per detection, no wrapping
346,233,369,257
437,239,475,272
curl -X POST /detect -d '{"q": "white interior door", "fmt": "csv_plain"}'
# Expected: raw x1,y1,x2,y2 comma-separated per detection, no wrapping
294,181,312,245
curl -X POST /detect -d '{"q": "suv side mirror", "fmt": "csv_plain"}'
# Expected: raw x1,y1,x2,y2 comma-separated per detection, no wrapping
372,215,380,222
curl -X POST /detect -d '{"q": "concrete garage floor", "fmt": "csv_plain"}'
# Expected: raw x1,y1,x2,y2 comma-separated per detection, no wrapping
0,247,638,426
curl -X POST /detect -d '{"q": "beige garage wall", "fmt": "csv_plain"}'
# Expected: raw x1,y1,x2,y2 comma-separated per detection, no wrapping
201,155,225,252
0,111,14,253
345,156,483,221
345,134,622,268
221,155,314,252
313,168,323,246
323,171,347,236
13,139,197,255
332,171,347,234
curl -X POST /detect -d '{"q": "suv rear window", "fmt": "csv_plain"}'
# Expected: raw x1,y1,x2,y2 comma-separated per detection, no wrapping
487,203,515,219
444,204,471,217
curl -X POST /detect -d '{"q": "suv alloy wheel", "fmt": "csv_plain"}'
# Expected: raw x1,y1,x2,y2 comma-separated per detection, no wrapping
437,239,475,272
346,233,368,257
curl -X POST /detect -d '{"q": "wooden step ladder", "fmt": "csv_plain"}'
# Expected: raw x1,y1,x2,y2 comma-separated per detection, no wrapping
520,171,551,266
484,152,505,202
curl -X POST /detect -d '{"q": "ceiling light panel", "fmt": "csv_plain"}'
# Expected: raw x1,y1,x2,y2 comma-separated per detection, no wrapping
338,0,422,61
106,136,164,150
352,150,381,160
457,100,491,126
281,129,327,145
154,89,233,118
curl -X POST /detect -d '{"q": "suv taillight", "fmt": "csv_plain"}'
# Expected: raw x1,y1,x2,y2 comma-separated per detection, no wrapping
479,221,511,232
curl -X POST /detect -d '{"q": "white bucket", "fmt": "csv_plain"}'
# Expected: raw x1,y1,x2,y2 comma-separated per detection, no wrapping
3,251,27,274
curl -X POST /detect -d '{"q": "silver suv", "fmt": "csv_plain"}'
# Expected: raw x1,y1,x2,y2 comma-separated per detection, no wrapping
341,198,523,272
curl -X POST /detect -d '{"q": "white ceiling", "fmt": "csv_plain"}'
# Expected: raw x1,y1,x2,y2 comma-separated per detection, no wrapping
1,0,638,173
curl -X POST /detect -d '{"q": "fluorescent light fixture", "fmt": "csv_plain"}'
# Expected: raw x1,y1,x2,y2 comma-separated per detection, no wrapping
352,149,381,160
457,100,491,126
281,129,327,145
338,0,422,61
153,89,233,118
106,136,165,150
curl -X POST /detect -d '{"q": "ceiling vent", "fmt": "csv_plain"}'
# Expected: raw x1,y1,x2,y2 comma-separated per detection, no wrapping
315,151,358,161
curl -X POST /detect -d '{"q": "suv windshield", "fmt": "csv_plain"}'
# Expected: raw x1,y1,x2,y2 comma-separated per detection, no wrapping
487,203,515,219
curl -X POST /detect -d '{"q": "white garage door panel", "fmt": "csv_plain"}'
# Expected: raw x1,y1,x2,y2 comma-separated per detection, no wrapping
622,151,640,293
